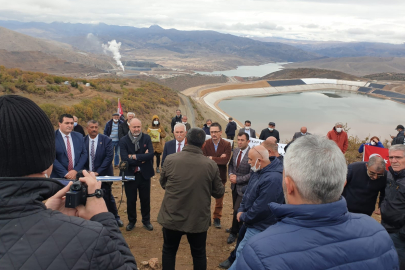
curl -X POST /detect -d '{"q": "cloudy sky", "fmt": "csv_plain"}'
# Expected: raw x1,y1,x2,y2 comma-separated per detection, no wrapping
0,0,404,43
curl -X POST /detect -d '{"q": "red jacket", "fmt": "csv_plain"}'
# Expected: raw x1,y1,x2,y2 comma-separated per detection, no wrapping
327,127,348,153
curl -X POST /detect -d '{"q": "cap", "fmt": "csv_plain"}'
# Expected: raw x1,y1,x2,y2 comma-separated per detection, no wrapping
269,122,276,126
396,125,404,130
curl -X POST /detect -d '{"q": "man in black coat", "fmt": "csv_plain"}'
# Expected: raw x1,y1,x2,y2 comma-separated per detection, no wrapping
171,109,183,133
225,117,238,140
0,95,137,270
85,120,124,227
120,118,155,231
391,124,405,145
73,115,86,136
119,112,135,140
259,121,280,142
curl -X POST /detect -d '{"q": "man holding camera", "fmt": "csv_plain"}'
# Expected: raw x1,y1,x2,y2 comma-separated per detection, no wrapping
0,95,137,270
51,113,88,179
85,120,124,227
120,118,155,231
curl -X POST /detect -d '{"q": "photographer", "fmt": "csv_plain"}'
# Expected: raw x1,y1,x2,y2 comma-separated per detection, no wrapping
0,95,137,270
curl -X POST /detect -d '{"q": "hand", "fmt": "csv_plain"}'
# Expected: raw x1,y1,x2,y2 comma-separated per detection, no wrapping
208,156,212,160
391,135,395,139
65,170,77,180
374,208,381,215
76,170,108,220
220,154,226,158
230,174,237,184
93,172,99,176
145,149,149,154
158,128,161,133
45,182,78,217
237,212,244,222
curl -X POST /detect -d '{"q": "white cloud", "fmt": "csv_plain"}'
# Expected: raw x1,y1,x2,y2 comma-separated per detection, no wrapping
0,0,403,43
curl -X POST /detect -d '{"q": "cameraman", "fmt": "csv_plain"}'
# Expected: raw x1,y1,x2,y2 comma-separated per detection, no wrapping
0,95,137,270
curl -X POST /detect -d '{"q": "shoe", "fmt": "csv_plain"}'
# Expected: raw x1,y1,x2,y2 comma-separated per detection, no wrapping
156,167,160,173
227,233,237,244
214,218,221,228
117,219,124,227
219,259,232,269
143,223,154,231
225,228,231,233
126,222,135,231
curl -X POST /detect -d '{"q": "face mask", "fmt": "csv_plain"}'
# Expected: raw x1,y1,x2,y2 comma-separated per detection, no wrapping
250,159,261,173
128,122,130,126
301,132,306,136
371,141,376,145
113,119,118,123
74,122,78,127
245,127,250,130
269,128,274,131
154,120,159,125
207,125,211,128
183,122,187,124
336,128,342,133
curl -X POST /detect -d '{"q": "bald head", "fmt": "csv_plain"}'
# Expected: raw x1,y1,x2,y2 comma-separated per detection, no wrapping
129,118,142,136
248,145,271,171
300,127,307,134
262,136,279,157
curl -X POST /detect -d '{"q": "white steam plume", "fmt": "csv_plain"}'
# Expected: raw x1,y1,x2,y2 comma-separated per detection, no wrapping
102,40,125,71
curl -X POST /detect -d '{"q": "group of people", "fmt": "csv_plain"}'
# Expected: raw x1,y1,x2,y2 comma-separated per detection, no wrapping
1,96,405,270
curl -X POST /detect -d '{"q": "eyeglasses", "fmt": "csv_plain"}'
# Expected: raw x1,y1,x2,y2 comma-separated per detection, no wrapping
389,156,405,161
367,170,384,178
210,131,221,134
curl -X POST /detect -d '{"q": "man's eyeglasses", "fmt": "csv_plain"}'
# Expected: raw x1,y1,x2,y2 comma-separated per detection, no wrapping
210,131,221,134
389,156,404,161
367,170,384,179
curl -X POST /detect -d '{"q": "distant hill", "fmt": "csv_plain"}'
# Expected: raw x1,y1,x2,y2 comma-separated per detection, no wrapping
283,57,405,76
0,21,323,69
260,68,363,81
0,27,113,73
364,72,405,81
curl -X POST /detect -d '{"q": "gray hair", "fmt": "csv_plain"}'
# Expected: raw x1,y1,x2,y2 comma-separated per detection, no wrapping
187,128,206,148
389,144,405,156
174,123,186,132
368,156,386,171
127,112,135,117
335,122,343,127
87,120,98,126
284,135,347,204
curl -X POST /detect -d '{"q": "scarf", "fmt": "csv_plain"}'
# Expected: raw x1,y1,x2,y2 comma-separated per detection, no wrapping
128,131,142,152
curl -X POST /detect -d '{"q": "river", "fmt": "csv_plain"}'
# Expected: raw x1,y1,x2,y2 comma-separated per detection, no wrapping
218,90,405,142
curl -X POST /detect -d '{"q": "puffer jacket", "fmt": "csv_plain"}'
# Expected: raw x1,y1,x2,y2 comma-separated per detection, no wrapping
0,177,137,270
238,158,284,231
327,127,348,153
236,197,399,270
381,167,405,235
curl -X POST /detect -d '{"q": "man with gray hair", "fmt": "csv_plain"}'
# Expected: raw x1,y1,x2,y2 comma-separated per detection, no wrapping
327,122,348,153
119,112,136,140
381,144,405,268
235,135,398,270
162,123,187,167
342,156,387,216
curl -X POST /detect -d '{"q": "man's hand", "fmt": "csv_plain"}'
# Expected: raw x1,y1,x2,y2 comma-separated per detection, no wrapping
374,208,381,215
229,174,237,184
65,170,77,180
208,156,212,160
76,170,108,220
391,135,395,139
93,172,99,176
45,182,78,217
145,149,149,154
220,154,226,158
237,212,244,222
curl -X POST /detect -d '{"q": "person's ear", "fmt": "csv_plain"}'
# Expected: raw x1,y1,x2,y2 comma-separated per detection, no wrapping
344,180,347,187
284,176,294,194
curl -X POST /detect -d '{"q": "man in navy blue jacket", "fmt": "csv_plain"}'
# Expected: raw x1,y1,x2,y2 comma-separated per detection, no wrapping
120,118,155,232
51,114,88,179
229,144,284,269
235,135,398,270
162,123,187,167
84,120,123,227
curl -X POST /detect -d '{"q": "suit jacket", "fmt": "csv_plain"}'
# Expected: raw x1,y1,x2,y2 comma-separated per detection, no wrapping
51,130,88,178
292,132,311,141
162,139,178,167
202,138,232,184
239,128,256,139
229,147,251,196
119,133,155,179
84,134,114,176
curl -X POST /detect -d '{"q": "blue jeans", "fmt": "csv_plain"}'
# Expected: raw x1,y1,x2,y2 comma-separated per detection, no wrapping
390,232,405,269
112,141,120,166
229,227,261,270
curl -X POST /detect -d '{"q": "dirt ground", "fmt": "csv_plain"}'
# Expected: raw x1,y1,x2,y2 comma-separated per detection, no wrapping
111,167,235,270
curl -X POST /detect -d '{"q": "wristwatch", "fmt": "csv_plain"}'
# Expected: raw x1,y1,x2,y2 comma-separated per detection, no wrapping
87,189,104,198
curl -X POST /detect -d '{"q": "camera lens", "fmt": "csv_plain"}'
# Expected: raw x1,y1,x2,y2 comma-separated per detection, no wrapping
71,182,82,191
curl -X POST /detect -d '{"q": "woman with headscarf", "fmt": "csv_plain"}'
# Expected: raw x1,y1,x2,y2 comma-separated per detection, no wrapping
358,136,384,153
148,115,166,173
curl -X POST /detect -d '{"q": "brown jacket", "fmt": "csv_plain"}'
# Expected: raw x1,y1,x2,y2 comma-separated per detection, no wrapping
157,145,225,233
202,138,232,184
148,126,166,153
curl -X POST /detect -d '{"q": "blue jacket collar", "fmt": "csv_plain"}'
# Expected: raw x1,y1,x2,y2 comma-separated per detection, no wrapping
256,158,283,175
269,197,349,227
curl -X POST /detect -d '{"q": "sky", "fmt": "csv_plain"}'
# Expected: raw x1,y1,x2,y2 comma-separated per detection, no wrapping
0,0,404,44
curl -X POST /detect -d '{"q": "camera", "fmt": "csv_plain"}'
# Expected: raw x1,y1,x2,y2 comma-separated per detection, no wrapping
65,171,88,208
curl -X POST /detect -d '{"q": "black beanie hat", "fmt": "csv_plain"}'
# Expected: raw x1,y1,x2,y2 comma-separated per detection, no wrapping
0,95,55,177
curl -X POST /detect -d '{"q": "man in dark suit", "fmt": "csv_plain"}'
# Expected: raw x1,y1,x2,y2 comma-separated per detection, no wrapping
51,114,88,179
84,120,124,227
225,117,238,140
202,122,232,229
120,118,155,231
162,123,187,167
239,120,256,139
227,132,251,244
292,126,311,141
259,121,280,142
73,115,85,137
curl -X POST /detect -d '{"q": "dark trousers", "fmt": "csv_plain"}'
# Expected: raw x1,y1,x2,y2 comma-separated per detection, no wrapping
228,224,247,264
230,188,243,235
124,173,151,224
227,135,235,140
390,232,405,269
162,228,207,270
101,182,120,220
155,152,161,168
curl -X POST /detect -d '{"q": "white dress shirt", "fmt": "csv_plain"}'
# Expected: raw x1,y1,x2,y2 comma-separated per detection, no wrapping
88,135,99,172
59,129,75,167
236,147,249,163
176,139,185,152
244,128,251,137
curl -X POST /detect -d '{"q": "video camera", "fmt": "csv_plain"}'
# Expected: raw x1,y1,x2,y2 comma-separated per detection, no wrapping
65,171,88,208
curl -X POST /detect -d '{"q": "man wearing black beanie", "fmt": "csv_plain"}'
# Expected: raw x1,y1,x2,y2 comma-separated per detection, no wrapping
0,95,137,270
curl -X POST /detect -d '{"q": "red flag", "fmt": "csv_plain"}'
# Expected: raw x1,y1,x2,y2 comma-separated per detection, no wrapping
363,145,390,170
117,98,123,116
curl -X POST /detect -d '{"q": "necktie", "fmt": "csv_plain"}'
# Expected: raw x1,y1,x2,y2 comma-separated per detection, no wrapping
66,135,73,171
236,150,243,169
177,143,181,153
90,140,95,172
